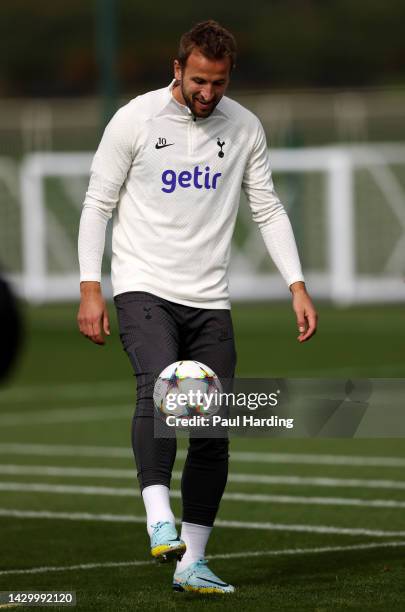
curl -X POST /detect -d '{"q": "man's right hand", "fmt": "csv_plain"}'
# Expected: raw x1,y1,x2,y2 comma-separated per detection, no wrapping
77,281,110,345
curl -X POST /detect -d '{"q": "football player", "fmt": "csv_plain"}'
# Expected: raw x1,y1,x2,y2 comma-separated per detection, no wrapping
78,19,317,594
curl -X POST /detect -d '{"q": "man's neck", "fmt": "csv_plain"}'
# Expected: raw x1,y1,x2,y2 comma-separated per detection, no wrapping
172,80,186,107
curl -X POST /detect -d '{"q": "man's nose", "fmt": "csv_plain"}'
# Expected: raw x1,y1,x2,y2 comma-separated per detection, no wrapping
200,84,214,101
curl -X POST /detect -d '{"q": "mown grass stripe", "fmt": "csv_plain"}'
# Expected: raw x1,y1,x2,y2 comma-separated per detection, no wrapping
1,481,405,509
0,509,404,537
1,464,405,490
0,406,131,426
1,443,405,467
1,541,405,577
0,380,132,403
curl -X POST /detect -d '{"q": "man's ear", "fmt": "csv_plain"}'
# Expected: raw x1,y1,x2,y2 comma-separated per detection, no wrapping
174,59,182,81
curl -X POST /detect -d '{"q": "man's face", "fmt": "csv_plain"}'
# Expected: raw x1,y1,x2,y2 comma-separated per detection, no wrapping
174,49,231,118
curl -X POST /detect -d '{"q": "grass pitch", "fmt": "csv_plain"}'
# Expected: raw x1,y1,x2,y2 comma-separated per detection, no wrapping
0,302,404,611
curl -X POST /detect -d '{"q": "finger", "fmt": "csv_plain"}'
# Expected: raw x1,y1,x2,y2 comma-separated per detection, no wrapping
298,311,318,342
77,314,87,336
82,320,103,345
79,318,104,345
81,320,93,339
299,326,316,342
295,311,307,335
91,321,105,345
103,310,110,336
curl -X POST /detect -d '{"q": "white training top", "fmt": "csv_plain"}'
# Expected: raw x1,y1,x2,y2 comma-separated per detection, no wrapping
78,80,304,309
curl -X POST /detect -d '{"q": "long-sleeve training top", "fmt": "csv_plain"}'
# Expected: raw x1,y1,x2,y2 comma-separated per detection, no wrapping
78,80,304,309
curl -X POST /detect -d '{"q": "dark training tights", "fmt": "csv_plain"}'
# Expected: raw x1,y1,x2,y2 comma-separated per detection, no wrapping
115,291,237,527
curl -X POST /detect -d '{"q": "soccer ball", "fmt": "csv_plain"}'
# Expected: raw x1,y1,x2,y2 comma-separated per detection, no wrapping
153,360,222,419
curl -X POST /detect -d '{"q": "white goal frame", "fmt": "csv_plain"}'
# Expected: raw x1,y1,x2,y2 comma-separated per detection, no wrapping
16,145,405,304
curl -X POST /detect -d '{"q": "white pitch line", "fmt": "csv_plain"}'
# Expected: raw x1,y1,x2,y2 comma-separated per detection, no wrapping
1,464,405,491
215,520,405,537
1,481,405,510
0,508,405,538
229,451,405,468
0,380,133,403
228,473,405,490
0,443,131,458
1,540,405,577
0,465,140,478
0,406,132,426
1,443,405,468
222,492,405,509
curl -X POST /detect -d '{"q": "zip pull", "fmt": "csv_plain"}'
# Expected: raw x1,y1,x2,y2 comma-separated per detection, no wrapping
185,106,195,121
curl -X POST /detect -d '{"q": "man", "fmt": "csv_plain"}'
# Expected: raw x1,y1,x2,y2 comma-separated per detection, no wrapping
78,20,317,595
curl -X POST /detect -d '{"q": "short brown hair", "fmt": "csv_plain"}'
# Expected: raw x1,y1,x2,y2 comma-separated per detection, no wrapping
178,20,237,72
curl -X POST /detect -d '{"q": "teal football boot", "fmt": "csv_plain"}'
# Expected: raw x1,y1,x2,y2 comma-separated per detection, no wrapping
173,558,235,594
150,521,186,563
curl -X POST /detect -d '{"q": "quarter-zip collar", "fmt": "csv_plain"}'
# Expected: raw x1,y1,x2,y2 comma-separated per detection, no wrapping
155,79,228,121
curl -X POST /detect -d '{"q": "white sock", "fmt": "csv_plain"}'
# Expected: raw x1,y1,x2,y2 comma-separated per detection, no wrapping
141,485,176,536
176,522,213,572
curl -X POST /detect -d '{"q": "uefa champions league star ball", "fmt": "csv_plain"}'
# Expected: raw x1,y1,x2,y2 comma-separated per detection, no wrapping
153,360,222,419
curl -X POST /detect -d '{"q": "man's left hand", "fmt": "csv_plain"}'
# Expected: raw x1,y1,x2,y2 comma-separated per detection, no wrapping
289,281,318,343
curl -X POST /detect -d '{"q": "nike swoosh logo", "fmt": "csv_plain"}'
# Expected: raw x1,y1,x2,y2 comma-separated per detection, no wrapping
155,143,174,149
196,577,229,587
